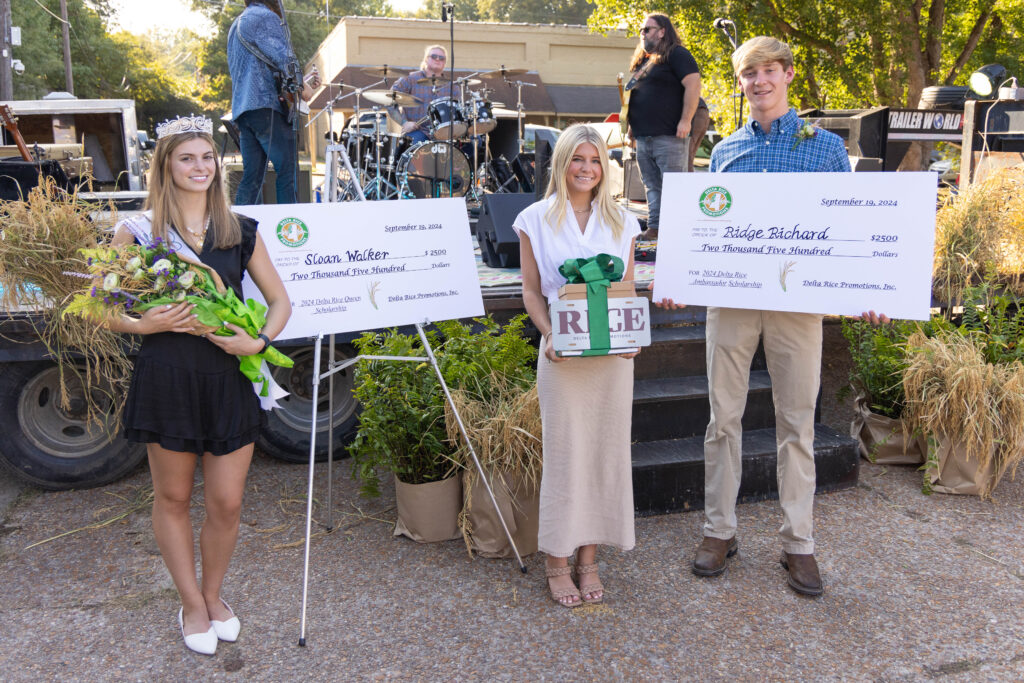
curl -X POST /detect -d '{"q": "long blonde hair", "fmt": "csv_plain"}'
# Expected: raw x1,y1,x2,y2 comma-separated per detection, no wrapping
419,44,447,72
544,124,624,240
145,131,240,249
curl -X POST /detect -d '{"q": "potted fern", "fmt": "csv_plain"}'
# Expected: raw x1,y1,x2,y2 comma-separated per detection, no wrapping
842,318,929,465
349,315,540,544
350,326,461,543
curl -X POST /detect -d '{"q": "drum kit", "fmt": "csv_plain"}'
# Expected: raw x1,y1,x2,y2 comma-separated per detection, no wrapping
312,65,533,203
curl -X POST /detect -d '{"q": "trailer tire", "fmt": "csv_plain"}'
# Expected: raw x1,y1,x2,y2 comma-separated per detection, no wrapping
256,344,358,463
0,362,146,490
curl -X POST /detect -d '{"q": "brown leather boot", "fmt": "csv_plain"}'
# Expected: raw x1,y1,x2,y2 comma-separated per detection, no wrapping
780,552,824,596
692,536,738,577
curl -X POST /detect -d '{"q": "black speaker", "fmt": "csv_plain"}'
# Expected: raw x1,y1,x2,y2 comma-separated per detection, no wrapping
0,158,70,200
476,192,534,268
623,156,647,201
511,152,534,193
534,137,552,201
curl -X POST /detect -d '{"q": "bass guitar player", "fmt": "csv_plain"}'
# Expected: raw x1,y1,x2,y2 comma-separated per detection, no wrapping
227,0,321,205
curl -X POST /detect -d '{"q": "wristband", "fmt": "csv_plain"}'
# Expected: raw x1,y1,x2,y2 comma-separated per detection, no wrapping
257,333,271,352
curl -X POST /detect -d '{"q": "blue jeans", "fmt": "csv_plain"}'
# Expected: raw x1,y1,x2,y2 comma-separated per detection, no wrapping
635,135,689,231
234,107,297,205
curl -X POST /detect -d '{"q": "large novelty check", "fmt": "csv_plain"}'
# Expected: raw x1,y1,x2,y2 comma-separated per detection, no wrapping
653,173,937,320
238,199,484,340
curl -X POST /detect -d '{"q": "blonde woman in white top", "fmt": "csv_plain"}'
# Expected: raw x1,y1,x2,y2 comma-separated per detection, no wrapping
513,124,641,608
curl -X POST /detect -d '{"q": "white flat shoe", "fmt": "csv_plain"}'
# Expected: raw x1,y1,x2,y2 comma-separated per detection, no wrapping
210,598,240,642
178,607,217,655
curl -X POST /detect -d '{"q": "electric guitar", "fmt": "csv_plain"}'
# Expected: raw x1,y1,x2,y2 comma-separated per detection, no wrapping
616,73,629,139
617,60,654,142
0,105,33,162
279,66,321,118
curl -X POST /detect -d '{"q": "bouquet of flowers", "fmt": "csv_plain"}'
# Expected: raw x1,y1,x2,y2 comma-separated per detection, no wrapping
63,237,293,399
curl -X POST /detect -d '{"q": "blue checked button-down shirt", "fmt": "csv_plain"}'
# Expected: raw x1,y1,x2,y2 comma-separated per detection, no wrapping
227,5,300,118
390,70,457,136
710,108,851,173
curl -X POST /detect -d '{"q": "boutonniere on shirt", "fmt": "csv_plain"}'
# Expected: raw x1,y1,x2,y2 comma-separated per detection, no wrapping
791,120,820,150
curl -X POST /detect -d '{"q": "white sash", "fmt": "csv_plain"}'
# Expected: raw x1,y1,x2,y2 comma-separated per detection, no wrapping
119,213,289,411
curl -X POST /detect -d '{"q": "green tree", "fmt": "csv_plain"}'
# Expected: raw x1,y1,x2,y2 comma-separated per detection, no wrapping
11,0,124,99
416,0,592,23
112,33,205,135
10,0,207,135
590,1,1024,167
415,0,481,21
477,0,593,24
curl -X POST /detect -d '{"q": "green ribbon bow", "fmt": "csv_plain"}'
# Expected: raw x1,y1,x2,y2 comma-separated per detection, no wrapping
558,254,624,355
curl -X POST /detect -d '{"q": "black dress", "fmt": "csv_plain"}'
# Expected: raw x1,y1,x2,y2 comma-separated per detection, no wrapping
122,216,264,456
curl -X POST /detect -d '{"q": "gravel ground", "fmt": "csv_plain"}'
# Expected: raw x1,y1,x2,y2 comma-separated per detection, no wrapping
2,325,1023,681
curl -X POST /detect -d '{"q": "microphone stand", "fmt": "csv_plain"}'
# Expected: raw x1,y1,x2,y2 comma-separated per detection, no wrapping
277,0,304,203
714,19,743,131
443,2,455,198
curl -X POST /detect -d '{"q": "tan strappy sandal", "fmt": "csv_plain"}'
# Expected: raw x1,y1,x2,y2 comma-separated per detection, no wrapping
576,563,605,604
545,565,583,608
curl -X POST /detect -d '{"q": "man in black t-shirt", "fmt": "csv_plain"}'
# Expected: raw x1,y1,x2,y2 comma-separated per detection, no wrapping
625,13,702,240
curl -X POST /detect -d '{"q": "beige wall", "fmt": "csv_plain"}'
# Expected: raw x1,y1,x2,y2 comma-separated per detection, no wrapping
309,16,636,88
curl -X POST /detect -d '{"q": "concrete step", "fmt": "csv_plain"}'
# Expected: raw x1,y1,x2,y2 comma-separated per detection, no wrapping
648,303,708,326
630,424,859,517
634,325,769,380
631,370,776,441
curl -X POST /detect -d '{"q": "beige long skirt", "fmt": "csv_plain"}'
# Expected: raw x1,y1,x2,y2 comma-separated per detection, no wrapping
536,337,635,557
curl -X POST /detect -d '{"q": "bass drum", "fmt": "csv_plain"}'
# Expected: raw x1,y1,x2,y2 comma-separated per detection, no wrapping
397,141,472,198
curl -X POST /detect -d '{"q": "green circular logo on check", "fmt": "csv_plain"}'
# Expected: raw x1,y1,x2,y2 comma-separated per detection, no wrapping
276,217,309,247
699,186,732,217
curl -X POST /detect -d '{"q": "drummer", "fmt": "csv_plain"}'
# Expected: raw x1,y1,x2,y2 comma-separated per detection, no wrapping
389,44,457,143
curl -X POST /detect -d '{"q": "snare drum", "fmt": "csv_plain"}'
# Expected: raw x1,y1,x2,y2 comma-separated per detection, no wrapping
466,95,496,135
426,97,468,140
397,141,472,198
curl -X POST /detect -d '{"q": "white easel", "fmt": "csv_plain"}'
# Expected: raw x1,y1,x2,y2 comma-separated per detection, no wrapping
296,321,529,646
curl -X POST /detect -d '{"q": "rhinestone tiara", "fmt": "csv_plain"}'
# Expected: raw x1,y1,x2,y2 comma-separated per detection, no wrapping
156,114,214,139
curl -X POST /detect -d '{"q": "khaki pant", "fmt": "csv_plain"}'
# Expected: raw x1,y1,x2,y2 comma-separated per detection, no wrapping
702,307,822,554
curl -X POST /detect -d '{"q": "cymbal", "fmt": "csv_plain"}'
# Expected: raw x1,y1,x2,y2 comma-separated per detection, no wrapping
414,76,447,87
480,67,528,80
361,65,402,78
415,76,483,88
362,89,422,107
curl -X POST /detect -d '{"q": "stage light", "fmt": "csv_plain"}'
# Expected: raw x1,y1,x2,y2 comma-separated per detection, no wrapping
969,64,1007,97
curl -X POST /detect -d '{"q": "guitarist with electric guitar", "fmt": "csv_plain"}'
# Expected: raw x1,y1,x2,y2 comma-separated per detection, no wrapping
227,0,321,205
622,13,702,241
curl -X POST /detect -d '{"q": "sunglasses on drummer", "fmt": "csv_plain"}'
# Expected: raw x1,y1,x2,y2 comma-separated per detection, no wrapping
429,54,446,61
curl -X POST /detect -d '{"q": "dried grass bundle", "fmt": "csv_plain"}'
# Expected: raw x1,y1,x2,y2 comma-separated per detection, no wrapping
903,330,1024,498
0,180,133,432
933,167,1024,303
445,373,542,555
444,373,542,483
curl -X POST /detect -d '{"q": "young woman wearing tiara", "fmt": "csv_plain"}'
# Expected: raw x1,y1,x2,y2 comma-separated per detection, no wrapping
513,124,641,608
104,114,291,654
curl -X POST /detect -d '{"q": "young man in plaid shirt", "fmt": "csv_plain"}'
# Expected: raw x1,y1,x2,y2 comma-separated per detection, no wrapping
692,37,850,597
